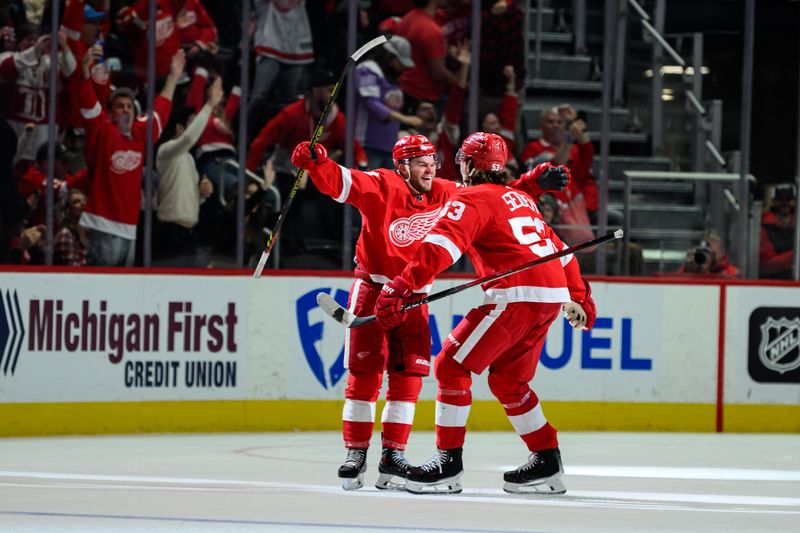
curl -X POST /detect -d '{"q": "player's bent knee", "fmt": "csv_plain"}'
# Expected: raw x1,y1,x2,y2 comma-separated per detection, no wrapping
434,355,471,389
487,372,527,403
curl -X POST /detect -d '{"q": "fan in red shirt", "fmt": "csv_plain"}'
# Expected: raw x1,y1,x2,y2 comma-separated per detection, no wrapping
247,68,368,172
116,0,216,82
521,105,596,213
291,133,570,492
395,0,464,110
77,44,183,266
375,132,596,496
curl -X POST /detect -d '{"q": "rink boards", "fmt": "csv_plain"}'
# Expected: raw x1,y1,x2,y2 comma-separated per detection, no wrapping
0,270,798,436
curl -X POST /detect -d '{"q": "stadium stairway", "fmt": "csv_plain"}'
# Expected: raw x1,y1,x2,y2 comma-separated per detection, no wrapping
523,1,705,274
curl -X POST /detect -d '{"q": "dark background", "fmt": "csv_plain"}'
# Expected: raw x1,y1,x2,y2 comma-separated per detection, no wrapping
665,0,800,193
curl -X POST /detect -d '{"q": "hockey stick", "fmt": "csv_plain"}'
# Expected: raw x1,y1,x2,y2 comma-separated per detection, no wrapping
317,229,624,328
252,35,390,278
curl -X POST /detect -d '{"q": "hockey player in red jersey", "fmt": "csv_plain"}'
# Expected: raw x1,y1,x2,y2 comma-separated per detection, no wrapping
291,134,570,491
374,132,596,495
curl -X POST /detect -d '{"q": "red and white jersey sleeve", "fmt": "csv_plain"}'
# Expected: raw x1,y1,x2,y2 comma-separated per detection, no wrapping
402,183,574,304
173,0,218,48
306,159,458,287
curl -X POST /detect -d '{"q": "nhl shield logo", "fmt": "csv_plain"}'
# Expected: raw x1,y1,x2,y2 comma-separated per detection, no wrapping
758,317,800,374
748,307,800,383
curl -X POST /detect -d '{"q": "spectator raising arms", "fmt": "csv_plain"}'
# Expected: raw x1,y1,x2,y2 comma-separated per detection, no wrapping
521,105,596,245
522,105,596,213
170,0,218,57
154,77,223,267
78,44,185,266
116,0,216,81
116,0,176,80
0,25,76,174
60,1,112,144
185,65,241,199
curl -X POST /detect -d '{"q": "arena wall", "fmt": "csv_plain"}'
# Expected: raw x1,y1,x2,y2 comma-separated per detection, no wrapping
0,269,798,436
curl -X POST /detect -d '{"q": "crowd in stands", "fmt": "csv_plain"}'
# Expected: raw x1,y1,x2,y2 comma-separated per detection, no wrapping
0,0,795,279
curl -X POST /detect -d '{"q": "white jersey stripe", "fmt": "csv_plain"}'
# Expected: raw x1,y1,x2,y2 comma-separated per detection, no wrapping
381,401,416,425
452,302,508,364
507,403,548,436
560,242,574,266
80,102,102,120
79,212,137,239
423,233,462,265
483,286,570,304
155,112,162,137
342,399,376,423
334,165,353,203
435,401,471,427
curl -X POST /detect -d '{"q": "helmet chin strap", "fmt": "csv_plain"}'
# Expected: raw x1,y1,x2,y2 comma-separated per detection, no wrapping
398,161,423,195
461,160,476,186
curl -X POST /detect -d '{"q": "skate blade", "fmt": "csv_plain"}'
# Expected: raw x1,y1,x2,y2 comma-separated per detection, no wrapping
341,474,365,491
375,472,407,491
406,472,463,495
503,473,566,495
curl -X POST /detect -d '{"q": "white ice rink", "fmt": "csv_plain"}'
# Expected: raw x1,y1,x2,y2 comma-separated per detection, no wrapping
1,431,799,532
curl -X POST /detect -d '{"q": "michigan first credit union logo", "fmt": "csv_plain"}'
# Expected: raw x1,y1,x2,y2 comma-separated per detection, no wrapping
296,288,347,390
0,289,26,376
748,307,800,383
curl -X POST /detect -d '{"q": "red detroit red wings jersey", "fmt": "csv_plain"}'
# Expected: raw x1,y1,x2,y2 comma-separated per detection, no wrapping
403,183,583,304
78,78,171,239
307,159,459,289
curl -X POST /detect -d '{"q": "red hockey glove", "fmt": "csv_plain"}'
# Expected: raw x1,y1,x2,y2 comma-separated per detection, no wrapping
291,141,329,171
374,276,414,330
523,162,570,192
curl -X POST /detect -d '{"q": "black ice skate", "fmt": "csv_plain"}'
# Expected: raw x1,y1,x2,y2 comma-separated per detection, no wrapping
405,448,463,494
375,448,411,490
503,447,566,495
338,448,367,490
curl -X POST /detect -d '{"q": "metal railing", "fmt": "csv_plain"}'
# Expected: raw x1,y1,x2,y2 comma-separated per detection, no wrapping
626,0,726,171
621,170,757,276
